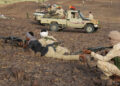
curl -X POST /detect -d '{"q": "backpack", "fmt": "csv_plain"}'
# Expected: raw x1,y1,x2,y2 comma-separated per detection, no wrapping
114,56,120,69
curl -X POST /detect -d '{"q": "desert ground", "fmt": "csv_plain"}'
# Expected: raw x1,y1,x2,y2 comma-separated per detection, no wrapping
0,0,120,86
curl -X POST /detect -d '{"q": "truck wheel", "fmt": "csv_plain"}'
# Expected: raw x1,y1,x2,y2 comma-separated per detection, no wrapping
37,20,41,24
50,23,59,32
85,24,95,33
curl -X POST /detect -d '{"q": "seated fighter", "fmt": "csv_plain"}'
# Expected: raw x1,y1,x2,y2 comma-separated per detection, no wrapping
91,31,120,80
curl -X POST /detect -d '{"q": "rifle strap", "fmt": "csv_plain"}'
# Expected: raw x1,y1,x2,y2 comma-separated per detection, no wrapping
46,44,56,51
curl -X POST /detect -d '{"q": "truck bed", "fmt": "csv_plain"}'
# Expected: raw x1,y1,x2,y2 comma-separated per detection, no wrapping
40,18,67,25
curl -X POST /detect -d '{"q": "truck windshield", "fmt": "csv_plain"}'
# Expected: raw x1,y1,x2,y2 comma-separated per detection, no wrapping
79,12,89,20
71,12,79,19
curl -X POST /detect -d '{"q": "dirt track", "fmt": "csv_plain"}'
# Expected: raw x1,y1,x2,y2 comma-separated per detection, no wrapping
0,0,120,86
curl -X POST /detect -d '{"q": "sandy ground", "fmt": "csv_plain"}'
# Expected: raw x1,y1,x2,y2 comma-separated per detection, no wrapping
0,0,120,86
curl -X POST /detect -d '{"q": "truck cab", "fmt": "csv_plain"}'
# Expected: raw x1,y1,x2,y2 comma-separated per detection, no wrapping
66,10,84,28
65,10,99,32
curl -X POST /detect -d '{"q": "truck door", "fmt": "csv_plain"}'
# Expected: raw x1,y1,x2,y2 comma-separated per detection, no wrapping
67,12,84,28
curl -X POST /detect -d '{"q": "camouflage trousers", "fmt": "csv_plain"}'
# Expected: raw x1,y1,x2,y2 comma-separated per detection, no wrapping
97,61,120,77
45,47,79,60
55,46,70,55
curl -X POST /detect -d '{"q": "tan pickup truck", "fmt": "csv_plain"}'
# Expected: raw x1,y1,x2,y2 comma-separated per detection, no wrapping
34,10,99,33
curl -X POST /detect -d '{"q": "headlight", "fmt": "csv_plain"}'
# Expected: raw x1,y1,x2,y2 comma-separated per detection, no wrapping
94,24,98,27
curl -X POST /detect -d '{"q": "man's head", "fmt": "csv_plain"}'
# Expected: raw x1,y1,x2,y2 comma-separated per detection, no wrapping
29,32,34,36
89,11,92,14
26,31,34,40
69,5,76,10
108,31,120,45
40,29,48,37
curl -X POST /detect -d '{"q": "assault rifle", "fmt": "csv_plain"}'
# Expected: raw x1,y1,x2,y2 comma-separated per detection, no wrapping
74,46,113,67
72,46,113,63
46,41,63,51
0,36,23,47
73,46,113,55
87,46,113,52
47,41,63,47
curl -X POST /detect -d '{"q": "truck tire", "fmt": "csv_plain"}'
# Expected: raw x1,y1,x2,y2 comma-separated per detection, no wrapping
37,20,41,24
84,24,95,33
50,23,59,32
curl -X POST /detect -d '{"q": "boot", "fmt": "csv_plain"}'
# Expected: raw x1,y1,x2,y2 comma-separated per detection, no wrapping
110,75,120,82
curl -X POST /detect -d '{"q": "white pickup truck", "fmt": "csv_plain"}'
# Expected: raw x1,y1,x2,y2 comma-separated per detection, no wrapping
33,10,99,33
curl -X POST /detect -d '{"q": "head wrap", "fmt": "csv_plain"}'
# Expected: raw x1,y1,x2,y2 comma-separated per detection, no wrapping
108,30,120,45
40,29,48,37
69,5,76,10
26,32,36,40
108,31,120,40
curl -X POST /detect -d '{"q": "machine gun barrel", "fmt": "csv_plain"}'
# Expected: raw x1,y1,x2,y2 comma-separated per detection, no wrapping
72,46,113,55
87,46,113,52
0,36,23,47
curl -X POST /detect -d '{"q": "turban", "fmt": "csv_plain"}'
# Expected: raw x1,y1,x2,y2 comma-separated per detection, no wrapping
40,29,48,37
108,30,120,45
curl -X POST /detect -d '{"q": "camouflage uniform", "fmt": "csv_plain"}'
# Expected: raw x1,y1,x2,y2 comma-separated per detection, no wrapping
45,46,79,60
38,35,80,60
39,36,70,54
52,8,65,19
43,7,52,18
43,4,57,18
91,31,120,80
91,43,120,79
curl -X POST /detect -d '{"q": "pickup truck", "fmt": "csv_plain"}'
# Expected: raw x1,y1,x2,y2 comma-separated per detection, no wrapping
33,10,99,33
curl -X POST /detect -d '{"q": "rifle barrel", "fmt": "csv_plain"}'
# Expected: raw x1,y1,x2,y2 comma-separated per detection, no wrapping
87,46,113,52
72,46,113,55
0,36,6,39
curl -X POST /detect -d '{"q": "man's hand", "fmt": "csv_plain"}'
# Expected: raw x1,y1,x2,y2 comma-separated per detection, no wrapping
83,49,91,54
17,42,24,47
79,54,86,62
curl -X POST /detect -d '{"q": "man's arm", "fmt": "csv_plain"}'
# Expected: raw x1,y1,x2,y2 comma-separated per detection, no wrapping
91,44,120,61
